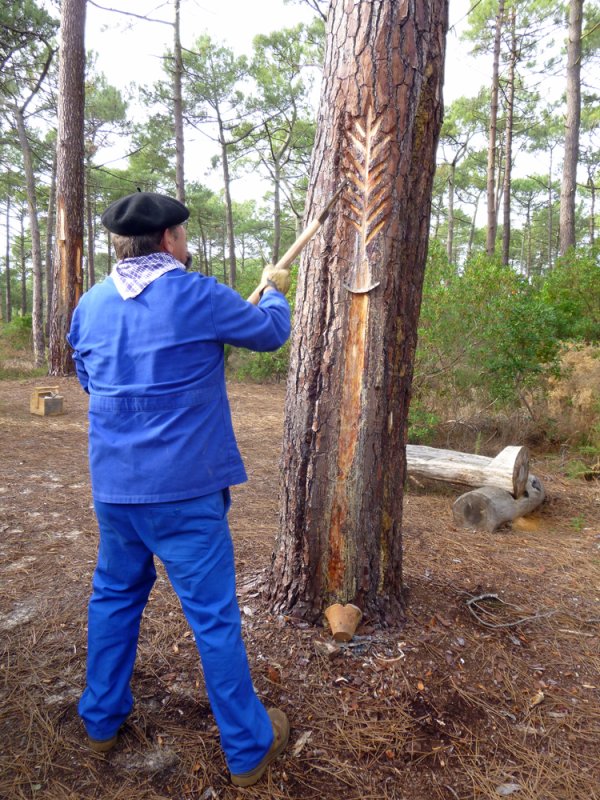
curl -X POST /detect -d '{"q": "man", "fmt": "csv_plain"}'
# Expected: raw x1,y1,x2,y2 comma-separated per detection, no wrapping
67,191,291,788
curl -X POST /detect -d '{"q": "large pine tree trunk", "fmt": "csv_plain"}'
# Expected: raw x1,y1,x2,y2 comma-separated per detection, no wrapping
49,0,86,376
559,0,583,256
268,0,448,623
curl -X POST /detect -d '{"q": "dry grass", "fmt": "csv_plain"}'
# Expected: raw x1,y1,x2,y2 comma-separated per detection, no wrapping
0,377,599,800
547,345,600,445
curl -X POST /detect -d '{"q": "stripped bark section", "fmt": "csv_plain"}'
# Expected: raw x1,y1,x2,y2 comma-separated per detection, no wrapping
327,291,369,592
328,105,392,592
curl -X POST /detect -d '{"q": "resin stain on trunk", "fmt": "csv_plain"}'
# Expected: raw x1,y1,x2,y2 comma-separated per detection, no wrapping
327,105,392,597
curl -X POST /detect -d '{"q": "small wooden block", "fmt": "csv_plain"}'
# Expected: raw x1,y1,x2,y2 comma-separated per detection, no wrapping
30,387,63,416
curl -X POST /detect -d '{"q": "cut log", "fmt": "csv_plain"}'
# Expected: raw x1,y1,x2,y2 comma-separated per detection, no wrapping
406,444,529,497
452,475,545,532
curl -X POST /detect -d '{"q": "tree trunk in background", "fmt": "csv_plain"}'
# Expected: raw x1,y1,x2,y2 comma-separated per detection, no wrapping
85,163,95,288
49,0,86,376
468,190,482,260
548,149,554,270
219,121,237,287
524,197,532,277
486,0,505,255
268,0,448,622
14,107,45,365
502,6,516,267
447,161,455,262
173,0,185,203
45,149,57,339
221,224,227,284
559,0,583,255
20,213,27,316
5,201,11,322
588,170,596,245
273,160,282,264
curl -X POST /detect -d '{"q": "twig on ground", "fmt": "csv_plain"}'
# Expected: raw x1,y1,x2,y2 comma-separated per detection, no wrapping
465,593,557,629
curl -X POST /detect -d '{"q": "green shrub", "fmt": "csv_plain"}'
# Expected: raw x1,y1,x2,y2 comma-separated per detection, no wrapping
232,340,291,383
541,245,600,342
414,243,561,418
228,263,297,383
4,314,33,348
408,400,440,444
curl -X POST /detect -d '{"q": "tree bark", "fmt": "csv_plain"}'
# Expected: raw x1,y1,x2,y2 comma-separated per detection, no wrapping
268,0,449,622
49,0,86,376
559,0,583,256
486,0,505,256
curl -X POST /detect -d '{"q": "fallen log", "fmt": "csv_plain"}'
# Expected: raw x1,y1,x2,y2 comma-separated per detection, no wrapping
452,475,545,532
406,444,529,497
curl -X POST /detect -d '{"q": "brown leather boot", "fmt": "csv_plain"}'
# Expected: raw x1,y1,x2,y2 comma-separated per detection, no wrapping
230,708,290,787
87,733,119,754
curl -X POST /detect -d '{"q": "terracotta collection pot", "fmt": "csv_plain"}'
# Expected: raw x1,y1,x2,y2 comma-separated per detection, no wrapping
324,603,362,642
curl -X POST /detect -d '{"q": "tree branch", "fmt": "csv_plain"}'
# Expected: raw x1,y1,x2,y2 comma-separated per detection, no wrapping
87,0,173,26
19,47,56,115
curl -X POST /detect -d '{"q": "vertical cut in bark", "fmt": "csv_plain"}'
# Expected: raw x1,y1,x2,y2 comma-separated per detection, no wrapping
268,0,449,622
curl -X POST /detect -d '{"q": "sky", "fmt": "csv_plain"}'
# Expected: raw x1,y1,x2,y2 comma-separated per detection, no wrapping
84,0,483,97
84,0,488,195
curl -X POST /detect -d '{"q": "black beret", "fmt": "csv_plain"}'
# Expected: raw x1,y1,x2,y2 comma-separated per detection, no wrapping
101,192,189,235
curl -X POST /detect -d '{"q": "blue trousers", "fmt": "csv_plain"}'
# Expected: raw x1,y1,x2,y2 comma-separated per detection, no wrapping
79,490,274,774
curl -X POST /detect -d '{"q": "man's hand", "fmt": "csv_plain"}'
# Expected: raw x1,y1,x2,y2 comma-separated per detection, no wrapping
246,265,292,305
260,266,291,296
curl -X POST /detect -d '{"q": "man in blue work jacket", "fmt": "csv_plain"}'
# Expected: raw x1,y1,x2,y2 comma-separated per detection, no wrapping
68,191,291,788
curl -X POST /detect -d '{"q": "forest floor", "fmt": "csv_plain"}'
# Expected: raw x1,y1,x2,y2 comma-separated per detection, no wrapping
0,377,599,800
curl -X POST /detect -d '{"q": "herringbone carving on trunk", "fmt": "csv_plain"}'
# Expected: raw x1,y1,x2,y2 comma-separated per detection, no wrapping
343,105,392,293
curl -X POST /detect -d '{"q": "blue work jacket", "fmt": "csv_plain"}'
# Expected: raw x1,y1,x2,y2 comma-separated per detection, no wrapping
67,270,291,503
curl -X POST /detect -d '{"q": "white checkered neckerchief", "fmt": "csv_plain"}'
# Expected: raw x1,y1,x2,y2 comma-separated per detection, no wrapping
111,252,185,300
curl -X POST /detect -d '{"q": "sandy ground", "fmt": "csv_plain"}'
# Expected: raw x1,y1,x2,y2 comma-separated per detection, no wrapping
1,377,599,800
